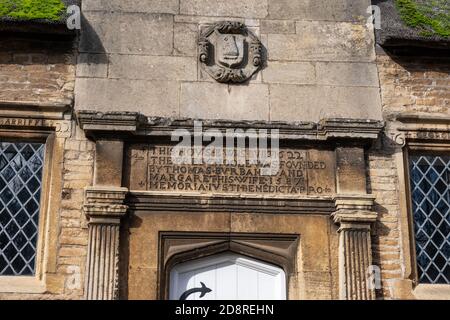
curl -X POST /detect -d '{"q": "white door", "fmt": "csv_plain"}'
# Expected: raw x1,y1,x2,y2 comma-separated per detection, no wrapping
169,253,286,300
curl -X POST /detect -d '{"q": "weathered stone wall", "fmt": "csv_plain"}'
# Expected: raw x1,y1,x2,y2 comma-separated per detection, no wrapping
55,126,94,299
368,136,402,299
0,35,75,105
75,0,382,122
0,36,92,299
369,50,450,299
377,53,450,117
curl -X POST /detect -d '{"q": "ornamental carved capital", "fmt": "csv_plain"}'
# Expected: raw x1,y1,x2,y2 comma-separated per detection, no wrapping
83,186,128,223
332,194,378,229
198,21,263,83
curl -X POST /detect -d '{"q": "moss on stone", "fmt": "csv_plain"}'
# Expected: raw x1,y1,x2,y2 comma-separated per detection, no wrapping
395,0,450,38
0,0,66,22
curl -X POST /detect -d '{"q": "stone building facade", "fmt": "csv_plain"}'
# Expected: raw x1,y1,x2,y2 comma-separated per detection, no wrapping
0,0,448,300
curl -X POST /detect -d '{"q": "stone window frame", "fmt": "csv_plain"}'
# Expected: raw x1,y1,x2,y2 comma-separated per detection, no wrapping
392,115,450,299
401,142,450,298
157,232,299,300
0,111,70,294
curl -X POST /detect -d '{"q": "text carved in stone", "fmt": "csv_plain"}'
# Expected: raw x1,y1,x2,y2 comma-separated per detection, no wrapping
127,145,335,196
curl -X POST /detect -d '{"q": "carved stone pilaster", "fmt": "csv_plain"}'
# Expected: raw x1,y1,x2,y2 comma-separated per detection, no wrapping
332,195,378,300
83,186,128,300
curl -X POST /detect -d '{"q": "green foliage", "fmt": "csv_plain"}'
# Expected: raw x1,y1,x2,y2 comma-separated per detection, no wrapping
0,0,66,21
395,0,450,38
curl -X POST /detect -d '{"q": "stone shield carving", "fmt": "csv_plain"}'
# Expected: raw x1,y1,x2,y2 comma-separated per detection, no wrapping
198,21,263,83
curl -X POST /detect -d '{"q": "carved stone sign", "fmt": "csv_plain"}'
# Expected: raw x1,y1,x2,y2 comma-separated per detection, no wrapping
198,21,263,83
0,117,71,137
126,144,336,196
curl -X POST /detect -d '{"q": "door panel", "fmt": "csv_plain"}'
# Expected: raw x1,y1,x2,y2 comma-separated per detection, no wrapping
169,253,286,300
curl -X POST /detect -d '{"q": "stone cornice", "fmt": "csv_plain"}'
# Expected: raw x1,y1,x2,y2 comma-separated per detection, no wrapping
127,191,335,215
0,101,71,120
76,111,384,141
317,119,383,140
76,111,146,133
388,113,450,146
396,113,450,125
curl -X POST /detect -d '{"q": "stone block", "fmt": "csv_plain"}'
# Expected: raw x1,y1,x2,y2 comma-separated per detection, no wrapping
82,0,179,14
269,84,382,122
76,54,108,78
268,21,375,62
268,0,370,21
45,274,66,294
109,55,197,81
260,20,295,34
262,62,315,84
336,147,367,194
180,0,268,18
174,23,198,56
316,62,379,87
95,140,124,186
80,12,173,55
75,78,179,117
180,82,269,120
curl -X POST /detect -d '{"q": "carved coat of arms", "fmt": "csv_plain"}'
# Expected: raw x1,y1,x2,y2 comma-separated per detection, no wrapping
198,21,263,83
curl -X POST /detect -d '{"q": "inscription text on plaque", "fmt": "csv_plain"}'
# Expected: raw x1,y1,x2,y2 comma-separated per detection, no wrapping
127,144,336,196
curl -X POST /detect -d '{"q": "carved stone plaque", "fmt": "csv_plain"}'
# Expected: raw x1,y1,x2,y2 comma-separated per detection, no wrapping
126,144,336,196
198,21,263,83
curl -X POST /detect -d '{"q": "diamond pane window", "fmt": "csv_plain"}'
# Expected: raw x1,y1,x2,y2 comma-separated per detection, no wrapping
0,142,44,276
409,154,450,284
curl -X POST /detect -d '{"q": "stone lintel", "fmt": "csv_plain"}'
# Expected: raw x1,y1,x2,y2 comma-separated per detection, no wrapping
76,111,384,141
0,101,71,120
388,112,450,146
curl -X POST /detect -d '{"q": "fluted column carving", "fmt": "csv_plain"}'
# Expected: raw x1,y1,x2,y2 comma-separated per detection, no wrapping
83,186,128,300
333,195,378,300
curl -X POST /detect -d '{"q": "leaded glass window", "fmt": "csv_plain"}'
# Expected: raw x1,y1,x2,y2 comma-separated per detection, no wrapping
0,142,45,276
409,154,450,284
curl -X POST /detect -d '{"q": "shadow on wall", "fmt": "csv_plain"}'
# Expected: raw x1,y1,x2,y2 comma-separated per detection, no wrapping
382,46,450,73
0,31,75,64
78,12,109,65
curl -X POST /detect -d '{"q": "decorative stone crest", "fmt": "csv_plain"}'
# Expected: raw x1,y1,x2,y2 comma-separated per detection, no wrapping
198,21,263,83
